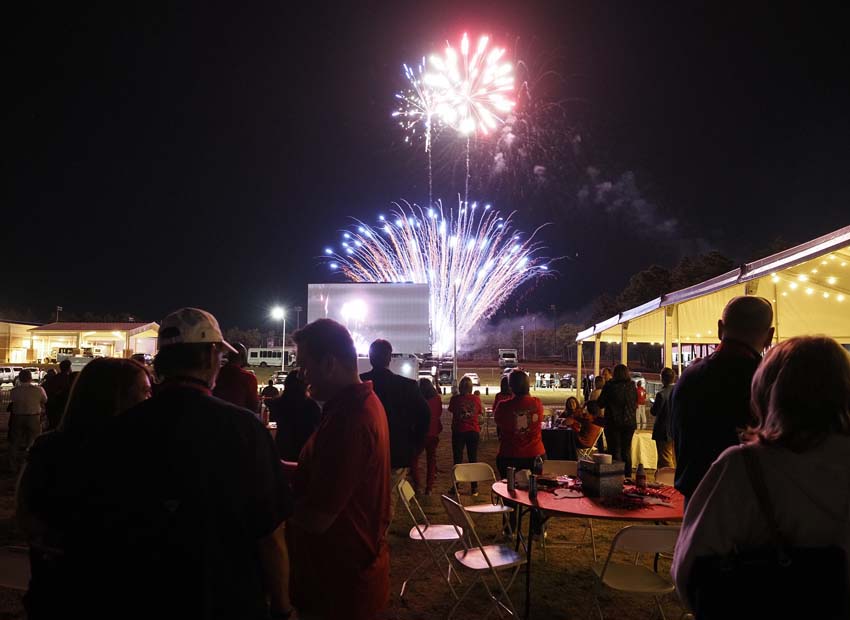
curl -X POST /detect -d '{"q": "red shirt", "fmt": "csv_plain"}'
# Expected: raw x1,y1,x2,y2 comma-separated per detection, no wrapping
494,394,545,458
212,363,259,412
289,382,390,619
449,394,481,433
637,385,647,405
492,392,513,415
426,394,443,438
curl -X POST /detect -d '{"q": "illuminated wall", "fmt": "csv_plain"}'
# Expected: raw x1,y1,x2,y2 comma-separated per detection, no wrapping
307,283,431,354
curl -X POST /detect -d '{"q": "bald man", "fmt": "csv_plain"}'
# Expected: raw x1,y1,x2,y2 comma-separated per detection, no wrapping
670,296,774,503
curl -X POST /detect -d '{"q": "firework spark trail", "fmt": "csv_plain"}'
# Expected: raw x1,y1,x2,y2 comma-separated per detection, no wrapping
324,199,551,354
393,59,440,205
424,33,516,137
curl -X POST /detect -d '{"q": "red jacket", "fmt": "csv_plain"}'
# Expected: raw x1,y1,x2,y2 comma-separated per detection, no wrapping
212,363,259,413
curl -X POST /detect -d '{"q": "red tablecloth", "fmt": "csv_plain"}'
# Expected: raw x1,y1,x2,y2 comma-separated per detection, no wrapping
492,481,684,521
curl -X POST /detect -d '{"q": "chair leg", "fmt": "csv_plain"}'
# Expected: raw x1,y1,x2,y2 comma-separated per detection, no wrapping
589,519,597,561
449,577,480,620
481,567,520,619
655,595,668,620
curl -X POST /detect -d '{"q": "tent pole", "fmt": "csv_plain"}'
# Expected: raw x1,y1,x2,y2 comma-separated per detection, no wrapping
576,340,583,403
621,322,629,368
676,304,683,377
594,335,601,377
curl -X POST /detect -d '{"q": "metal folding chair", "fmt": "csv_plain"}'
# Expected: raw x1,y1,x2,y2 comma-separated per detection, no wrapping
452,463,514,538
590,524,679,619
397,480,463,600
442,495,526,619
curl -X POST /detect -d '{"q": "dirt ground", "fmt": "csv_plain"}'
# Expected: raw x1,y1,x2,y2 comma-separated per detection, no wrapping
0,406,687,619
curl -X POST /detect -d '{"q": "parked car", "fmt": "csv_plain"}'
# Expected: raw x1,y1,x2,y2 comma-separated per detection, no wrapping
558,373,575,389
0,367,16,385
437,368,453,386
130,353,154,367
462,372,480,387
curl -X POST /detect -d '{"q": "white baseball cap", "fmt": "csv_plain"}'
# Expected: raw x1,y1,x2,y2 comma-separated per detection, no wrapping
158,307,238,353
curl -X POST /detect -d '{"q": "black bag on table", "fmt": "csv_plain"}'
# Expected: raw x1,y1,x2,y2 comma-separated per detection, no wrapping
690,448,849,619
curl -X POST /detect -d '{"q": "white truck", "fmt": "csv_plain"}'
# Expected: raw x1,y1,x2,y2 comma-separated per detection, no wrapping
498,348,519,368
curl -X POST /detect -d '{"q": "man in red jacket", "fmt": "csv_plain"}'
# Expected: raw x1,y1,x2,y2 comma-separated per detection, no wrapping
289,319,391,620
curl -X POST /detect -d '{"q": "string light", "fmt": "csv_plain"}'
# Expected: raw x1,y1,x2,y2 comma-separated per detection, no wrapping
838,294,846,302
823,292,830,299
798,274,808,282
805,287,814,295
827,276,837,284
789,282,798,290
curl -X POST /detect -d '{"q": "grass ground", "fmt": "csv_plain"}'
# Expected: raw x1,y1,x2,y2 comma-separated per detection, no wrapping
0,406,687,619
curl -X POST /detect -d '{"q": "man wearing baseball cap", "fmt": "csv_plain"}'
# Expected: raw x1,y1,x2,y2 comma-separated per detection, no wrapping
75,307,295,620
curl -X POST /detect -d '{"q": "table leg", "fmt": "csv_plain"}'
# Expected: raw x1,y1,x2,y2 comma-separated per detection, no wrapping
525,506,534,619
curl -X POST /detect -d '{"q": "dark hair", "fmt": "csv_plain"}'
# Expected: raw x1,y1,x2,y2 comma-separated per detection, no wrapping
59,358,149,435
17,369,32,383
419,377,437,399
565,396,579,413
153,343,216,378
508,370,530,396
292,319,357,372
613,364,630,382
458,376,474,395
368,339,393,368
752,336,850,452
661,367,675,385
59,359,71,373
283,369,308,396
594,375,605,388
499,376,511,394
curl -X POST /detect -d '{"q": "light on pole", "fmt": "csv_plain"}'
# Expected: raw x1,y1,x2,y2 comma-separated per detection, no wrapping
271,306,286,372
520,325,525,361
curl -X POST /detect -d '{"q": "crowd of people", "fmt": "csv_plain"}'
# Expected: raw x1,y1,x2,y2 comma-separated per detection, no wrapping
7,294,850,618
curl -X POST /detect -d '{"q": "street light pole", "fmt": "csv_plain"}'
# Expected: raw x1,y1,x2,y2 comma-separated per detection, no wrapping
520,325,525,361
452,282,458,391
294,305,303,331
271,307,286,372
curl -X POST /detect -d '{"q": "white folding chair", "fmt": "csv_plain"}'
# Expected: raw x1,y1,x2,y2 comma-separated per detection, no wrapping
654,467,675,486
452,463,514,536
539,460,597,561
590,524,679,620
397,480,463,600
441,495,526,619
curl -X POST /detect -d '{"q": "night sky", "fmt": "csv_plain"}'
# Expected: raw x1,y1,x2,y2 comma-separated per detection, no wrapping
6,1,850,330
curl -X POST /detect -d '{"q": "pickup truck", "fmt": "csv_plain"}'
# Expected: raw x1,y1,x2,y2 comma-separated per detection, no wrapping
498,348,518,368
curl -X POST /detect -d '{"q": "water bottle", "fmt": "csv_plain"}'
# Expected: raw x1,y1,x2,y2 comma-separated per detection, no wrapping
506,467,516,492
533,455,544,476
528,474,538,500
636,463,647,489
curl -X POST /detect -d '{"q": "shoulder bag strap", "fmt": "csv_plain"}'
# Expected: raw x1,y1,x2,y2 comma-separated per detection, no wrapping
742,447,790,561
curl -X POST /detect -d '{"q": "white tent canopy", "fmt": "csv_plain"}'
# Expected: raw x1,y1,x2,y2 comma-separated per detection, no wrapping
575,224,850,386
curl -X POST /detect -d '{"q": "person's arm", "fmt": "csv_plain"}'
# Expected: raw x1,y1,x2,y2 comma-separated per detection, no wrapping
410,382,430,448
257,521,294,617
